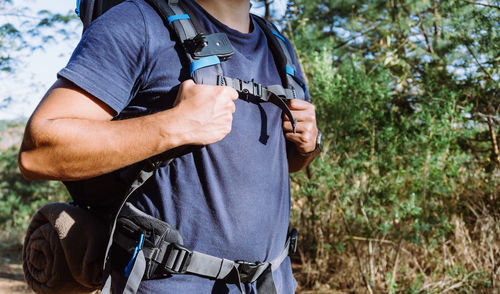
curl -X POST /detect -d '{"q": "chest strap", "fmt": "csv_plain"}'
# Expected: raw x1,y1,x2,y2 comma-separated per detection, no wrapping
217,75,298,133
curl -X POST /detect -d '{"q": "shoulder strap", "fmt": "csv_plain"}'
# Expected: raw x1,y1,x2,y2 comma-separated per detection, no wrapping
146,0,231,85
252,15,306,100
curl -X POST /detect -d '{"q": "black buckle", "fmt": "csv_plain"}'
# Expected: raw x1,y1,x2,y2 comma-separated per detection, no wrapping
162,243,193,274
253,80,262,97
184,33,208,54
288,228,298,255
239,79,262,98
184,33,234,61
235,260,266,283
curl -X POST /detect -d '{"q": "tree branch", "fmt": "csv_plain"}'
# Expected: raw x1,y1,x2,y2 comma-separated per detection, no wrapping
464,42,494,81
420,19,435,54
461,0,500,11
487,117,500,165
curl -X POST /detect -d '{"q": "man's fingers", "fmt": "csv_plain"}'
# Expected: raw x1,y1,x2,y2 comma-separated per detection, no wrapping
223,86,239,101
283,120,309,133
283,110,315,123
282,120,295,132
288,99,315,110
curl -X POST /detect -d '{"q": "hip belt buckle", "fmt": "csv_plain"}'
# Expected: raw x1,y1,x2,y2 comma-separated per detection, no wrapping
235,260,269,283
162,243,193,274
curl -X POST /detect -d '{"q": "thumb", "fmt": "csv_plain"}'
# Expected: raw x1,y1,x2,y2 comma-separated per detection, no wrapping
182,79,196,87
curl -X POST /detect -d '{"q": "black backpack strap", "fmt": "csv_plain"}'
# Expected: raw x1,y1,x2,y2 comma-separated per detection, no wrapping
146,0,228,86
252,15,306,101
76,0,97,31
100,161,158,294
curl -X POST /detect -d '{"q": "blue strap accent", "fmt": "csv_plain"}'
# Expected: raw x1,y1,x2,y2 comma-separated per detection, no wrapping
286,65,295,76
190,55,221,76
75,0,81,16
272,31,286,43
167,14,190,24
124,234,144,278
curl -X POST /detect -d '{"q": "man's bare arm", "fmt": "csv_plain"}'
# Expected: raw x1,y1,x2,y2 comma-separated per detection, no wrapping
18,78,237,181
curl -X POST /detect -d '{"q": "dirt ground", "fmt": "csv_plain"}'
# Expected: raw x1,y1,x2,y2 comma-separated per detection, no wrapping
0,262,33,294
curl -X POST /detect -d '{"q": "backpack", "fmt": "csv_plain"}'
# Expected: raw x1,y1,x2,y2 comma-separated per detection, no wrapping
72,1,303,293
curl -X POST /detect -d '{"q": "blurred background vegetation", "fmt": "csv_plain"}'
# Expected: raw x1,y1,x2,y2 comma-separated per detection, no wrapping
1,0,499,293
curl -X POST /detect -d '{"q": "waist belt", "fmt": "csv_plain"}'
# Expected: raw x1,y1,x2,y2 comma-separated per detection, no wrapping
103,202,298,294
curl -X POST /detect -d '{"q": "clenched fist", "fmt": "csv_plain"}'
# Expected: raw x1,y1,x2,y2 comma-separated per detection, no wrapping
172,79,238,146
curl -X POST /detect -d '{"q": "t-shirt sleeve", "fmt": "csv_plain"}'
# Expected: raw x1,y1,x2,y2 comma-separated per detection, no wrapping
58,1,147,114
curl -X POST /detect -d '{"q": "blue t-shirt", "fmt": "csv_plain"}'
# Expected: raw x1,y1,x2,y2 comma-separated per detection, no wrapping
59,0,308,293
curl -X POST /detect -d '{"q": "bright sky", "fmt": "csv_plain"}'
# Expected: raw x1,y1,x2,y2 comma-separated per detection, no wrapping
0,0,287,120
0,0,80,120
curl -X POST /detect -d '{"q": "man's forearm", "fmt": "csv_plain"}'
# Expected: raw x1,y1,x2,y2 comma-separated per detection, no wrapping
19,109,185,181
18,79,237,181
287,141,319,173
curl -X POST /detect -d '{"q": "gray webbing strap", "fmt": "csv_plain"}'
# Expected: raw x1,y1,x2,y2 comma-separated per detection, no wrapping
123,250,146,294
218,76,297,132
101,273,112,293
112,224,292,294
187,237,291,293
100,163,156,294
187,252,236,279
270,237,291,271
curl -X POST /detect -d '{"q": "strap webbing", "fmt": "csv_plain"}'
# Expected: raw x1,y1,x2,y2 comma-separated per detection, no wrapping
123,250,146,294
100,164,156,294
167,14,190,24
218,76,297,132
190,55,221,76
112,217,293,294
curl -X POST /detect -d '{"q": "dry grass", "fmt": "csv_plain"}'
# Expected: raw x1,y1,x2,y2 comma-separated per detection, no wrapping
293,199,500,293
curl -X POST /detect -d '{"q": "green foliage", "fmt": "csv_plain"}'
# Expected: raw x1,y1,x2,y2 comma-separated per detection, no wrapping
0,0,78,73
0,145,69,245
286,0,499,292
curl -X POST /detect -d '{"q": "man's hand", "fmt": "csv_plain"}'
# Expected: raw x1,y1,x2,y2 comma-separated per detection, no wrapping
172,80,238,146
283,99,318,154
